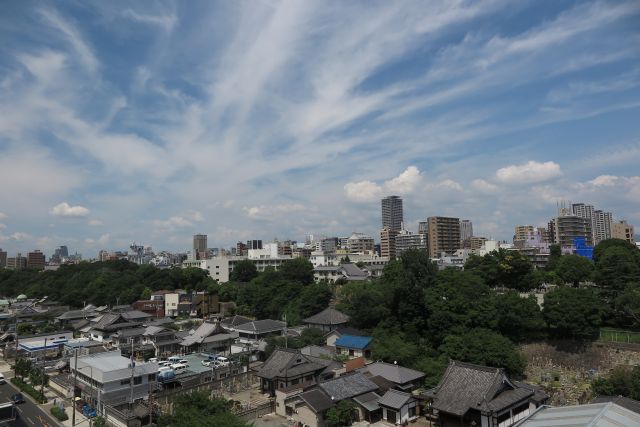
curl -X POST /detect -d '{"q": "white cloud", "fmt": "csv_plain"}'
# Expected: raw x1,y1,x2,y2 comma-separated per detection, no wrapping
243,204,307,219
88,219,103,226
0,212,7,220
438,179,463,192
85,233,110,246
496,161,562,184
344,180,383,203
10,232,29,241
153,211,204,230
50,202,90,217
0,224,5,230
589,175,619,186
122,9,177,32
344,166,424,203
471,179,498,193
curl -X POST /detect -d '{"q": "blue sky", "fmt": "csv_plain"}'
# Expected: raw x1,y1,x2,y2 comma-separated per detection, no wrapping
1,0,639,256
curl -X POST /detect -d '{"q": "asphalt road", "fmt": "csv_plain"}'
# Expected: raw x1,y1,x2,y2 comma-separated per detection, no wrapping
0,382,57,427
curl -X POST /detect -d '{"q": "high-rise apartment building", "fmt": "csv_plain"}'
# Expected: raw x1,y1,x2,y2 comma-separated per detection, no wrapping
193,234,208,260
381,196,403,232
612,220,635,243
246,240,263,250
459,220,473,244
427,216,461,257
572,203,612,244
549,213,593,247
395,228,427,256
463,236,488,250
27,250,45,270
0,249,6,268
380,226,398,259
6,253,26,270
347,233,375,254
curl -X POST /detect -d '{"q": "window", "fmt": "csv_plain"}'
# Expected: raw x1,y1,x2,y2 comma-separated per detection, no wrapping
134,377,142,385
148,374,156,381
120,379,130,385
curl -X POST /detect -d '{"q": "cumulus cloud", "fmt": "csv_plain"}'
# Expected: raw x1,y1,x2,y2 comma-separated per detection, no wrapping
471,179,498,193
438,179,463,192
243,204,307,218
344,166,423,202
0,213,7,220
589,175,619,186
153,211,204,230
496,161,562,184
50,202,90,217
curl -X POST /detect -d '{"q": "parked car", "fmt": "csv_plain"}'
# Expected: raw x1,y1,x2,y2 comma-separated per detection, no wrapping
10,393,24,404
0,374,5,385
148,358,158,363
216,356,230,366
201,360,212,367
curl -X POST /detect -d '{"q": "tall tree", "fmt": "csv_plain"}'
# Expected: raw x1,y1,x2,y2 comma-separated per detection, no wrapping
555,254,593,286
543,287,603,340
230,260,258,283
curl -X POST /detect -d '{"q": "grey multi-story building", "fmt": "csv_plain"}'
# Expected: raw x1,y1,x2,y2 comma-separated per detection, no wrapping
381,196,403,232
549,214,593,247
459,220,473,244
395,229,428,256
572,203,611,244
427,216,461,257
0,249,6,268
193,234,208,260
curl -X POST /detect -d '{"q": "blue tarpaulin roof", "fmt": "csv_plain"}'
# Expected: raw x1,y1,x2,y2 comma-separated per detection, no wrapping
335,334,372,350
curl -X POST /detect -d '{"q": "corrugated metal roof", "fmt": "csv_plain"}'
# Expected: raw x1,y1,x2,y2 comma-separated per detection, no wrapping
335,334,372,350
516,402,640,427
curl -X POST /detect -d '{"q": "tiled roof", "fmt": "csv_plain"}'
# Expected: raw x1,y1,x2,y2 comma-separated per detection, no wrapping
235,319,286,333
181,321,231,347
431,361,543,417
220,315,254,328
256,348,325,380
363,362,425,385
299,389,334,413
335,335,372,350
353,392,382,412
378,389,413,410
318,372,378,401
304,307,350,326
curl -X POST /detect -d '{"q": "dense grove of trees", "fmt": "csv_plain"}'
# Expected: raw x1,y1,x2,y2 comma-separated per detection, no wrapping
0,260,215,307
157,391,248,427
1,238,639,388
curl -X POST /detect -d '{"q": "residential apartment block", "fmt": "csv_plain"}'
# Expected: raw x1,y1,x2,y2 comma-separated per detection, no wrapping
427,216,461,257
612,219,635,243
381,196,403,232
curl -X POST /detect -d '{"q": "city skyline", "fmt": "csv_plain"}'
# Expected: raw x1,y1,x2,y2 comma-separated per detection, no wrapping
1,1,640,254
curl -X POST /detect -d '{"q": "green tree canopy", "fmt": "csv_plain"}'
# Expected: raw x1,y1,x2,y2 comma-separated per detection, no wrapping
438,328,526,378
543,287,603,340
279,258,315,285
157,391,248,427
555,254,593,286
230,260,258,283
594,246,640,290
493,292,546,342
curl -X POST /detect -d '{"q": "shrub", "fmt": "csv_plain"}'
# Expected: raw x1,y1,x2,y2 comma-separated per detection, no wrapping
10,377,47,404
51,406,69,421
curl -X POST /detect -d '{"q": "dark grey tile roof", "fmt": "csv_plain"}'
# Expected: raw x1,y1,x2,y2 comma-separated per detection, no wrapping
220,315,253,328
121,310,152,320
340,264,368,277
299,389,334,413
516,402,640,427
363,362,425,385
114,327,145,338
592,396,640,415
304,308,350,326
431,360,536,417
318,373,378,401
235,319,286,333
56,309,98,320
256,348,326,380
378,389,413,410
353,392,382,412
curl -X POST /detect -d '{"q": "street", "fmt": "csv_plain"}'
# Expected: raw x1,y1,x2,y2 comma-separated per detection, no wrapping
0,382,57,427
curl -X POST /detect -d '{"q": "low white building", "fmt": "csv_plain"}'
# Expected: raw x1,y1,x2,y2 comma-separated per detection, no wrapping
71,352,158,412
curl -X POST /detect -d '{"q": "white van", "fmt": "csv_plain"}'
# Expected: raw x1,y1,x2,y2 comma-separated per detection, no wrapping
216,356,230,366
167,356,181,363
170,363,187,374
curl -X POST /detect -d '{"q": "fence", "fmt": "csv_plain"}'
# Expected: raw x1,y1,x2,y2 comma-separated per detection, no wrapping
599,328,640,344
236,401,275,422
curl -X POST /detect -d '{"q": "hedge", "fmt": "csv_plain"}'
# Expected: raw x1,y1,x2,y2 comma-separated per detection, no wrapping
51,406,69,421
10,377,47,404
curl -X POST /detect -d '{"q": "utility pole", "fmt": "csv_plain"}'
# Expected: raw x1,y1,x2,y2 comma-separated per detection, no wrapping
41,337,48,396
72,349,78,426
129,341,134,409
